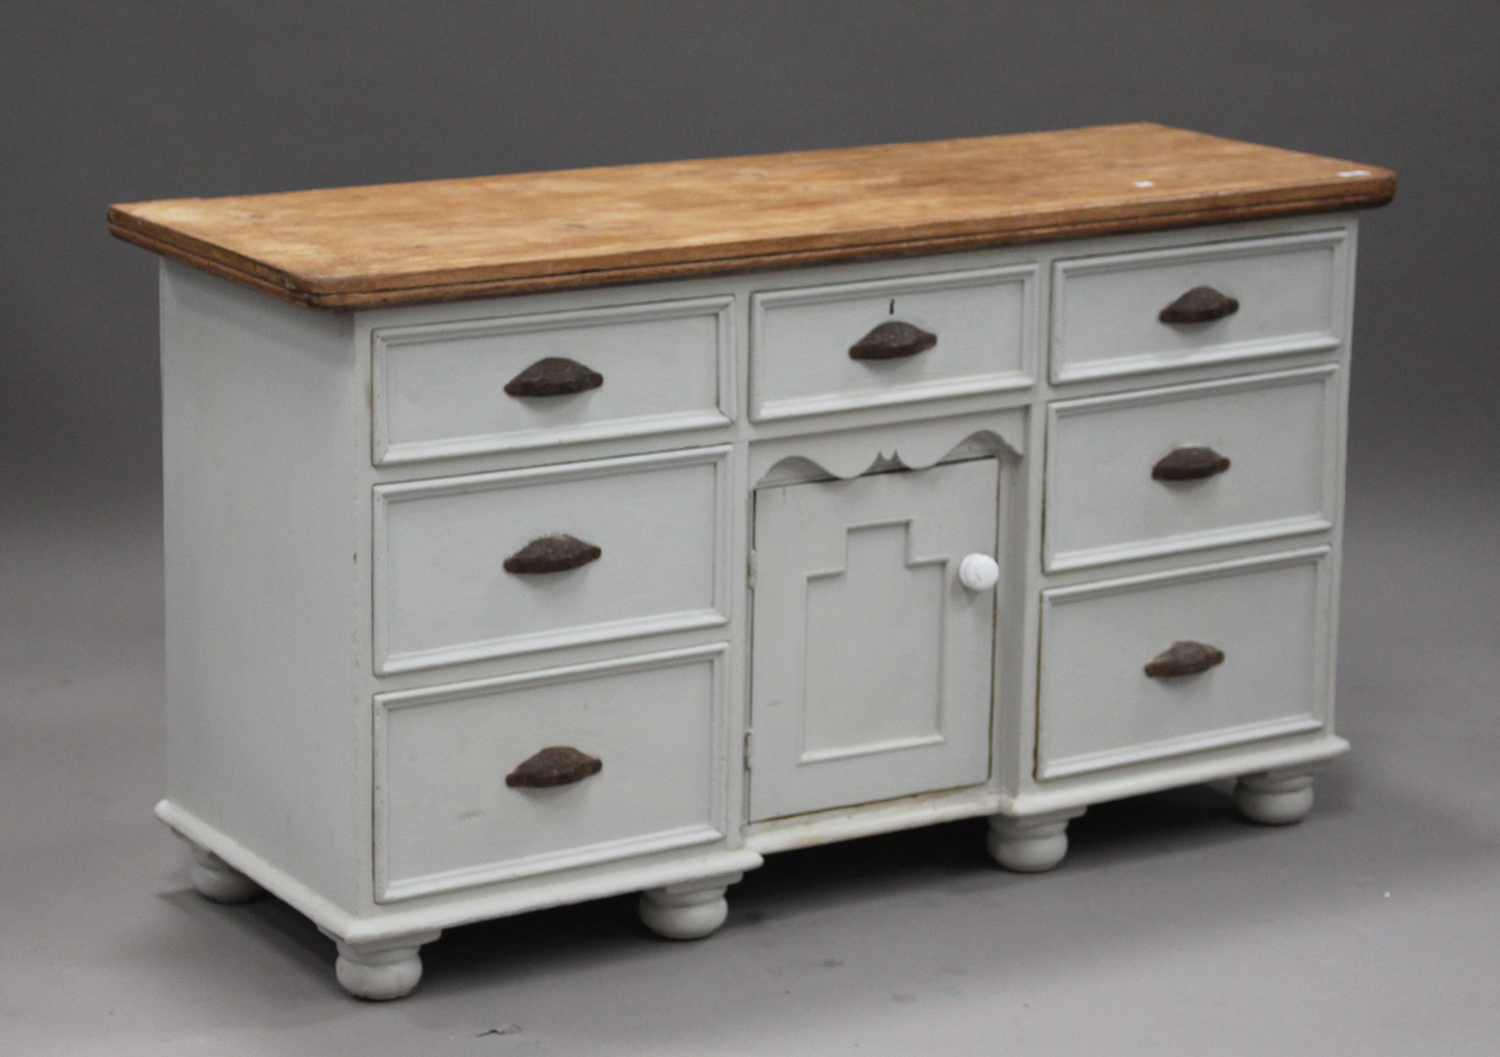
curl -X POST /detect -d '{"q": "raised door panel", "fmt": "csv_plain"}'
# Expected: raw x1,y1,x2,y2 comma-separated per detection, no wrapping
1045,365,1339,571
750,459,999,821
373,296,733,464
1037,548,1331,780
1050,229,1347,383
375,644,726,902
750,265,1036,421
373,446,729,674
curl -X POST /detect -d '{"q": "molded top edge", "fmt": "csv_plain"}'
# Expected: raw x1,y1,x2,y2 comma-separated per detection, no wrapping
109,123,1394,309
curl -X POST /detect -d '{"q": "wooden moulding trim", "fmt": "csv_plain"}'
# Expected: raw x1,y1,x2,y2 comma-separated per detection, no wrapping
110,189,1391,310
106,209,305,291
108,222,319,303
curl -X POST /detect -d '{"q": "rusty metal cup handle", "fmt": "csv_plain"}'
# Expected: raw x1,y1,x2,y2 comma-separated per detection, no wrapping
503,534,602,574
1144,641,1225,678
849,321,938,360
1159,286,1239,323
506,746,603,788
1152,446,1231,481
504,356,604,396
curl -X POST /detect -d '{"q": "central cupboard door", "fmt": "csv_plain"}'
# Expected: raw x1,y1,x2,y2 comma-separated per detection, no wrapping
750,458,999,821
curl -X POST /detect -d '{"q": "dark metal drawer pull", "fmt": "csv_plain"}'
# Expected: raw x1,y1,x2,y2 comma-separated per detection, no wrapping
1152,446,1231,481
506,746,602,788
504,357,604,397
849,321,937,360
1159,286,1239,324
503,534,602,574
1145,640,1225,678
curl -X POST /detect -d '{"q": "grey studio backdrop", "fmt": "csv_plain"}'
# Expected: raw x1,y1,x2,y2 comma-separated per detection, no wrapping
2,3,1497,1055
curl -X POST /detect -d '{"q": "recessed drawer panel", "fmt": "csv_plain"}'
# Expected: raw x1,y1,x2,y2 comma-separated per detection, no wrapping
374,446,729,674
1037,548,1331,780
1045,365,1339,572
375,643,726,902
750,265,1036,421
373,296,733,465
1051,229,1347,383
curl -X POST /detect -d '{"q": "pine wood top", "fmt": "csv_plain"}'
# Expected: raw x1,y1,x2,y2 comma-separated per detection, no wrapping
109,123,1393,309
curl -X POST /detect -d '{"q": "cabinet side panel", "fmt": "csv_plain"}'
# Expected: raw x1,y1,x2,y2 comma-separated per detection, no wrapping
160,260,363,910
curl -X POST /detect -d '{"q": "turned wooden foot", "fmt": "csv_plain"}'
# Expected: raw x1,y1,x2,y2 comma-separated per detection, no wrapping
638,871,741,940
987,808,1087,873
188,842,264,903
325,929,442,1000
1235,770,1315,825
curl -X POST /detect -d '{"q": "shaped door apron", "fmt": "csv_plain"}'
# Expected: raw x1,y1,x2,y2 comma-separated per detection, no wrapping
750,458,998,821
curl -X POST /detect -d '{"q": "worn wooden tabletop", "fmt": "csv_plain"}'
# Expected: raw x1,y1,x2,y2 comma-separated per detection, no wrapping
108,123,1393,308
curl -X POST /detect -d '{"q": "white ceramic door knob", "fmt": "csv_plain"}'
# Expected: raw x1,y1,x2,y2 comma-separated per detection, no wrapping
958,553,1001,591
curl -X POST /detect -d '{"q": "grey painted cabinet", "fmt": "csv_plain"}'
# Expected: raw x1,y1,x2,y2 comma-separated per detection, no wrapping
112,127,1394,998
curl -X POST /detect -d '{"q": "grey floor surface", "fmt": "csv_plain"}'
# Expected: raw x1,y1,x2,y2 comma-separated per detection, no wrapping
2,477,1497,1056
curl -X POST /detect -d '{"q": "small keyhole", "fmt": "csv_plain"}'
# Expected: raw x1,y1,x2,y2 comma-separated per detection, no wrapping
889,299,895,315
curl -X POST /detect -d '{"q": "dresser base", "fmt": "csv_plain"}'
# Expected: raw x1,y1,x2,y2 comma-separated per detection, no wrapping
164,749,1341,999
157,800,762,945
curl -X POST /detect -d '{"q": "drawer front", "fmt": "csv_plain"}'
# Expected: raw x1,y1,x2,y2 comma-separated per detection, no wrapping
1051,229,1347,383
374,446,729,674
375,643,726,902
1045,365,1339,572
750,265,1036,421
1037,548,1331,780
373,296,733,465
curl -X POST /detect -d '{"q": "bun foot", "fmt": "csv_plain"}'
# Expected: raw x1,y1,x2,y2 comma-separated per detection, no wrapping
329,930,442,1000
188,843,264,903
987,808,1087,873
1235,771,1315,825
639,872,742,940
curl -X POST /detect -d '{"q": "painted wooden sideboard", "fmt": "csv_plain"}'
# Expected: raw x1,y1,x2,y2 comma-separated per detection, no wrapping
110,123,1394,999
